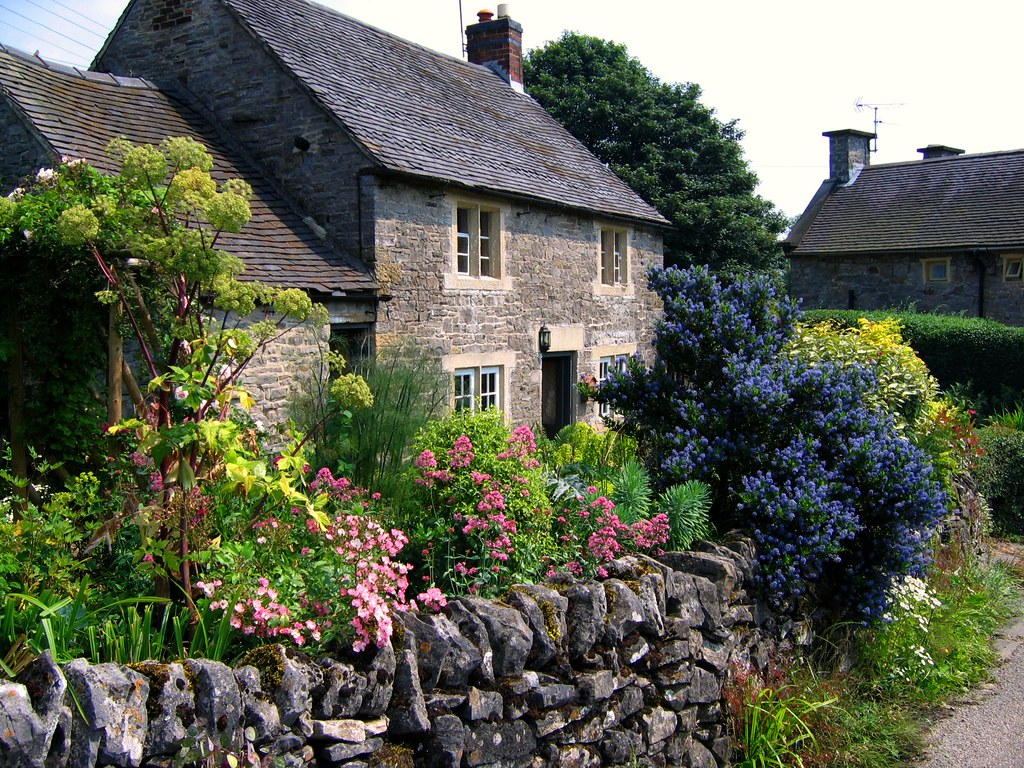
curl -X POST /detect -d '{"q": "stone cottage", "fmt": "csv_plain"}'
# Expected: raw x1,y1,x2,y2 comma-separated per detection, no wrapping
83,0,669,436
785,128,1024,325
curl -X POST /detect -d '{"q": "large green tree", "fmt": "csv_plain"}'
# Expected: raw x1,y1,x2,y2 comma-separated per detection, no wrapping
524,33,787,273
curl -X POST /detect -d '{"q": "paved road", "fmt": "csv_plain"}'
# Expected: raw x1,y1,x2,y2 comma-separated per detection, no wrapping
916,613,1024,766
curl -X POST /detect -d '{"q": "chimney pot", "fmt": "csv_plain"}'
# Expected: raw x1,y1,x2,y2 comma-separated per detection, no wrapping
477,9,494,21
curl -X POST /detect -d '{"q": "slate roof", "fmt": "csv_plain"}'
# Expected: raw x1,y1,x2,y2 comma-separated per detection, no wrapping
0,45,375,296
786,149,1024,257
218,0,668,226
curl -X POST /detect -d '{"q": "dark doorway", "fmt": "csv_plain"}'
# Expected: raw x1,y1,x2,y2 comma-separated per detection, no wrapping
541,352,574,439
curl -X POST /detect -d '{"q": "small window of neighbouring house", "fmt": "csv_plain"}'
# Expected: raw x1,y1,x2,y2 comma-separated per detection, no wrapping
455,205,500,278
600,228,628,286
922,258,950,283
453,366,501,412
1004,255,1023,281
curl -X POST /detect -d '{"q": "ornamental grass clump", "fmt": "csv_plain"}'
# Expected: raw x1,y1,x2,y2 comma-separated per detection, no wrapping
598,265,949,621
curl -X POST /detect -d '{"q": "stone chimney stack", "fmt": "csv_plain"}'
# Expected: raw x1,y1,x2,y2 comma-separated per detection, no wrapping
917,144,965,160
465,6,524,92
823,129,874,184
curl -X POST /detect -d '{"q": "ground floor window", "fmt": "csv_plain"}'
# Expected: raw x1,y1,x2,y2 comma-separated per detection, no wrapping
598,354,629,418
454,366,501,412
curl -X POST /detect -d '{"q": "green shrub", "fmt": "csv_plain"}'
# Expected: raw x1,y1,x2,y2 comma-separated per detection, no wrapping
804,309,1024,415
609,460,652,524
408,411,554,595
976,425,1024,536
658,480,713,550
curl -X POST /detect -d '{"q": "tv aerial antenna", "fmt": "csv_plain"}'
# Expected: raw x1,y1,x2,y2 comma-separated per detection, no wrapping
854,99,906,153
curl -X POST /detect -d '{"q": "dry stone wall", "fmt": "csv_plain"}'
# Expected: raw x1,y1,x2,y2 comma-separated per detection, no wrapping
0,536,814,768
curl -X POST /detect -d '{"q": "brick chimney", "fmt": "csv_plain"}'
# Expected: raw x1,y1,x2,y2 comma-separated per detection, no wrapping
917,144,965,160
465,5,523,92
823,129,874,184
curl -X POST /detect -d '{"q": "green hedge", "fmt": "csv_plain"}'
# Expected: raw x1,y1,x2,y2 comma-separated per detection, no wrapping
976,425,1024,536
803,309,1024,414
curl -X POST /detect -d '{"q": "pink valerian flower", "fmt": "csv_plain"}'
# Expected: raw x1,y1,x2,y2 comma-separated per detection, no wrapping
471,470,492,485
448,435,475,469
629,513,671,553
588,511,629,563
415,450,438,470
497,425,541,468
477,489,506,512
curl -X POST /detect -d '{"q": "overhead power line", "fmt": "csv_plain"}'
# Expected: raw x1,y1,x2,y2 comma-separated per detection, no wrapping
0,1,96,53
17,0,106,40
0,16,92,63
47,0,111,35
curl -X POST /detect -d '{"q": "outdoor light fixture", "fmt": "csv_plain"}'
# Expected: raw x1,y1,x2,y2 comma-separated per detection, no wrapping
538,324,551,352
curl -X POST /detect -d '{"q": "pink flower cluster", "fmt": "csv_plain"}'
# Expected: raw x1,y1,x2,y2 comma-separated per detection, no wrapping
203,578,327,647
310,467,378,505
497,425,541,469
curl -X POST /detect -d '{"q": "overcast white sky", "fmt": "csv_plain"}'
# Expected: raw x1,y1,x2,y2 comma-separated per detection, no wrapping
3,0,1023,219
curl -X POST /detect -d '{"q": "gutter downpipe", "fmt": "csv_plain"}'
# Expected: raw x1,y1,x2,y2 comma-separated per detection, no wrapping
972,252,986,319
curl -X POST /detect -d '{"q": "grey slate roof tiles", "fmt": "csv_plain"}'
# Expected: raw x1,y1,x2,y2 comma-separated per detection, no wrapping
221,0,668,226
0,45,375,296
787,150,1024,256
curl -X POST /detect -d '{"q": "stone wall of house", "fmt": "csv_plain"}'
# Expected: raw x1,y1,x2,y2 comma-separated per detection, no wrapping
371,179,663,428
96,0,374,262
791,252,1024,325
0,99,52,190
240,317,330,432
0,536,813,768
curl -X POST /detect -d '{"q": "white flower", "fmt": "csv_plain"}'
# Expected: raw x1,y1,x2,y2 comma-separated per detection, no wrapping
174,386,189,402
35,168,55,184
22,229,33,242
7,187,24,200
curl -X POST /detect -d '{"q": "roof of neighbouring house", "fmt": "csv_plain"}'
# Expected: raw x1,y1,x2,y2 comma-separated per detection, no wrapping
0,44,376,296
785,149,1024,256
213,0,668,226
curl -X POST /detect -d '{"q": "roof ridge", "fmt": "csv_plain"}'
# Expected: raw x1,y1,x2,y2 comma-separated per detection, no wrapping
223,0,481,73
0,43,159,91
864,146,1024,171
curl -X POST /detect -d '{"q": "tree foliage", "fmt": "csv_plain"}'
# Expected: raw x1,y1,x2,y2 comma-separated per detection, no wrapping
523,33,787,274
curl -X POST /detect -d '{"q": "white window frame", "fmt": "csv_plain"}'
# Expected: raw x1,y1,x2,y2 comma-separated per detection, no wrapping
455,204,500,279
1003,255,1023,282
453,366,502,413
598,354,628,418
600,227,629,286
454,369,475,412
921,257,950,284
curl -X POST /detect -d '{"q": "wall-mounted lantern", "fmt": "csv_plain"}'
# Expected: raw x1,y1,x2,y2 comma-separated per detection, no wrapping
538,324,551,353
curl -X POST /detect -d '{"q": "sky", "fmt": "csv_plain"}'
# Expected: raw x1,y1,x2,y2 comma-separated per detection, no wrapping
3,0,1024,219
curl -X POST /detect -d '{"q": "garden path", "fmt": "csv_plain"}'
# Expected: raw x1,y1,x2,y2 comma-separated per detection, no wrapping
916,543,1024,768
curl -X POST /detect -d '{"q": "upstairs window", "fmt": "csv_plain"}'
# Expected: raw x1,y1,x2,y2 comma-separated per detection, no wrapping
921,257,950,284
600,228,628,285
456,205,500,278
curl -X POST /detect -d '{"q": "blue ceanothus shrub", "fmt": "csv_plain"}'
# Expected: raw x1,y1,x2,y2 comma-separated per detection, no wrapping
600,266,947,621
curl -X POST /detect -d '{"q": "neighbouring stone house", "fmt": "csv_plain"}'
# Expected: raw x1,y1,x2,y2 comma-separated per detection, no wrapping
4,0,669,437
785,128,1024,325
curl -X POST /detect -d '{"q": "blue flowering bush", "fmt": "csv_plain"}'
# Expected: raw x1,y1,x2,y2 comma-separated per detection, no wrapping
600,266,948,621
